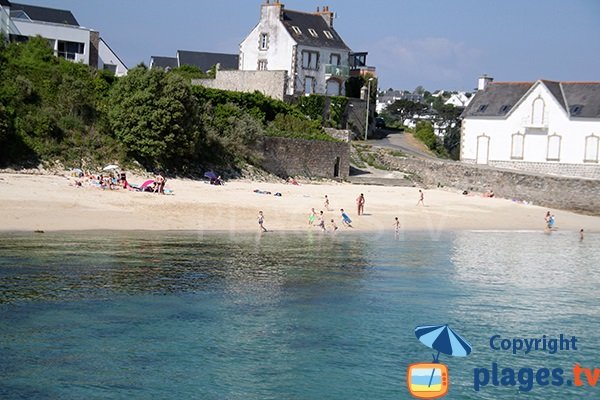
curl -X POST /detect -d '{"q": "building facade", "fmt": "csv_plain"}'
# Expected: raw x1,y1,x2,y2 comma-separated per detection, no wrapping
239,1,356,97
461,76,600,179
1,1,127,76
150,50,239,73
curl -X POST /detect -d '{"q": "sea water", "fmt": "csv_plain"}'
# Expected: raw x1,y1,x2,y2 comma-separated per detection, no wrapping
0,230,598,399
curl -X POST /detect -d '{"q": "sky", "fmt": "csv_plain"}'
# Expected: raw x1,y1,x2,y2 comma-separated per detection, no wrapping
23,0,600,92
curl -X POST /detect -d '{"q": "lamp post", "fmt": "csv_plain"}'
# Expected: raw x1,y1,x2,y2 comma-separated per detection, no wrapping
364,77,374,141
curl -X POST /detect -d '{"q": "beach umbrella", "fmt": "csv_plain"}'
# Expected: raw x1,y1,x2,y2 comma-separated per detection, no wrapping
204,171,217,180
415,324,472,361
103,164,119,171
138,179,155,191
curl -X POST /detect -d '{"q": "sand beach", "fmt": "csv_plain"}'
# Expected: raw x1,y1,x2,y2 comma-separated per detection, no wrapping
0,172,598,234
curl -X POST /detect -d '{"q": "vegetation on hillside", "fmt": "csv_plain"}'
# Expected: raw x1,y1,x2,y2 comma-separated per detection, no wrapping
0,37,339,174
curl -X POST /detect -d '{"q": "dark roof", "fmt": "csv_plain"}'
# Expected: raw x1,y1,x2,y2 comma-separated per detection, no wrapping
10,2,79,26
462,82,532,117
541,80,566,111
463,80,600,119
0,0,12,8
150,56,178,70
561,83,600,118
281,10,349,50
177,50,238,71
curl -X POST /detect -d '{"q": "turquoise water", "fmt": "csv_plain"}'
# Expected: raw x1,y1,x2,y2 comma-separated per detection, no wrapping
0,230,599,399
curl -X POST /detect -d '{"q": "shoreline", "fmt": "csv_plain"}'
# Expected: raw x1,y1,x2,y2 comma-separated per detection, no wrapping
1,173,599,233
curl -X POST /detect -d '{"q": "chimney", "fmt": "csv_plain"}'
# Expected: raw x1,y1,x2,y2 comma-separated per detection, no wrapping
261,0,284,22
316,5,334,28
478,74,493,91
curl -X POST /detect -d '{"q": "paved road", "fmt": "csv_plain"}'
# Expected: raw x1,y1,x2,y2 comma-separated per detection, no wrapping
366,129,438,160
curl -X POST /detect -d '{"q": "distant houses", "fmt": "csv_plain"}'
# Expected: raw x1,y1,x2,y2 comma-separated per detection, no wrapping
0,0,127,76
461,75,600,179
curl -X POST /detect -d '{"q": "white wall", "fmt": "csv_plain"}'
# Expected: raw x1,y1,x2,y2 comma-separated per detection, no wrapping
240,4,295,94
462,81,600,166
13,19,91,64
295,44,349,96
240,3,350,96
98,38,127,76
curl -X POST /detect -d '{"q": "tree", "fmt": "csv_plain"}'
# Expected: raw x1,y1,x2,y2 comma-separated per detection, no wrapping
386,99,428,124
108,66,202,170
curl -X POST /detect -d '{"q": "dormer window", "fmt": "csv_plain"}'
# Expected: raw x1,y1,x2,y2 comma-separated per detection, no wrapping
499,105,510,113
570,105,583,116
323,30,333,39
308,28,318,37
477,104,488,112
292,26,302,35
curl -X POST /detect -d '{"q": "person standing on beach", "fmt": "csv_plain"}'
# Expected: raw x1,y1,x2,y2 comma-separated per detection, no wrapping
357,193,365,215
340,209,353,228
394,217,400,233
155,172,166,194
330,219,338,231
580,228,584,241
324,195,330,211
308,208,316,226
120,170,128,189
416,190,425,206
258,211,267,232
317,211,326,232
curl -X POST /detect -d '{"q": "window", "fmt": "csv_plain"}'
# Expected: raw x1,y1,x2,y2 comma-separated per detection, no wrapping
330,53,340,66
308,28,318,37
304,76,315,94
57,40,84,60
584,135,599,163
499,105,511,114
511,133,524,160
531,97,545,126
291,26,302,35
257,59,268,71
323,30,333,39
302,51,319,70
477,104,488,112
259,33,269,50
103,64,117,75
570,105,583,116
10,10,31,20
546,134,561,161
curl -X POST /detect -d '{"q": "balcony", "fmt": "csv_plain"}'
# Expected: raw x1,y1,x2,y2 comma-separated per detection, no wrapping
325,64,350,79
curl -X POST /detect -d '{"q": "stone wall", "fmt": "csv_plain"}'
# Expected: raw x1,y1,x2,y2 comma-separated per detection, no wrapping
257,137,350,180
481,160,600,180
375,151,600,215
192,70,288,101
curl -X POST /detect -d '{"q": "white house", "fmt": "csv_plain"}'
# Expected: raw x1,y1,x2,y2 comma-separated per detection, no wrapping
239,0,360,96
445,92,472,108
1,1,127,76
461,76,600,179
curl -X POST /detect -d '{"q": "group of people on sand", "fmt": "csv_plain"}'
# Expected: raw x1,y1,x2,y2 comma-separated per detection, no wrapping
72,169,167,194
257,189,430,233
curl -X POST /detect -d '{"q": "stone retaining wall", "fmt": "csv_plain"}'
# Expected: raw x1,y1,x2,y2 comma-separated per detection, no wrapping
193,70,287,101
257,137,350,180
376,151,600,215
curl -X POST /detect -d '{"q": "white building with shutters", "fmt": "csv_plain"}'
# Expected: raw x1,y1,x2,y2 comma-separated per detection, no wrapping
240,0,365,97
460,76,600,179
